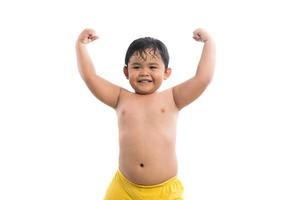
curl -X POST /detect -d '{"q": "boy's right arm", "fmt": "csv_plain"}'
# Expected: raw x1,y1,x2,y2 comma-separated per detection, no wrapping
76,29,121,109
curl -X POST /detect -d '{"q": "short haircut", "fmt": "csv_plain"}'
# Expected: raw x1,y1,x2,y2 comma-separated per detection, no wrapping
125,37,169,68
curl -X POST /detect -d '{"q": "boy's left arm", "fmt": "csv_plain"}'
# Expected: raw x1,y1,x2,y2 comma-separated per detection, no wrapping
172,28,215,110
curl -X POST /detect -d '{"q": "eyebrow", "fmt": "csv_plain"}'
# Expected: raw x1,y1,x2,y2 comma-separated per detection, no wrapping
131,62,141,66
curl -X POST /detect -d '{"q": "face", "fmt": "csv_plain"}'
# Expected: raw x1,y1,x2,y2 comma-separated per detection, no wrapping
124,49,171,95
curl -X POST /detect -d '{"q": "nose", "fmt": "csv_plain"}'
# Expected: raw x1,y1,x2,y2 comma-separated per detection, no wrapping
139,68,150,77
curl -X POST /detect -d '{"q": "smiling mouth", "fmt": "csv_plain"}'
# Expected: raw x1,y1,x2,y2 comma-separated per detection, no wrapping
138,79,153,83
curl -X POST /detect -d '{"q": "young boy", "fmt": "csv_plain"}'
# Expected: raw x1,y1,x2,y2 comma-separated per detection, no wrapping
76,27,215,199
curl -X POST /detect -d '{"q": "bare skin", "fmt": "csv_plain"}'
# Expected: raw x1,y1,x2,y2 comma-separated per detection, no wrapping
117,88,178,184
76,28,215,185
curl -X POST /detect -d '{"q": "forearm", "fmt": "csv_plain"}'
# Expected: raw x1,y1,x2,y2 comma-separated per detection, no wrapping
76,41,96,81
195,39,216,83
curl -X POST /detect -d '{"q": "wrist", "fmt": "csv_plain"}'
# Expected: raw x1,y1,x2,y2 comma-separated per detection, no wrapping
76,39,86,48
204,37,215,45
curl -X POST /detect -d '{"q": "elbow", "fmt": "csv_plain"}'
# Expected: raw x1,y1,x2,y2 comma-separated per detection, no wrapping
79,72,89,83
195,74,213,86
204,76,213,85
79,69,96,83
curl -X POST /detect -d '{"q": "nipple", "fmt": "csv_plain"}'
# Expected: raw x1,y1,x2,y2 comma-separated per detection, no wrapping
121,110,126,116
140,163,144,167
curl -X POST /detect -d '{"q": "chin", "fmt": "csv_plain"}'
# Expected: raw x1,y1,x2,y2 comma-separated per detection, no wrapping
131,84,162,95
135,90,156,95
134,87,159,95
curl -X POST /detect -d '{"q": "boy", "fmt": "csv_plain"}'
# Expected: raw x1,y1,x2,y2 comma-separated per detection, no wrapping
76,27,215,199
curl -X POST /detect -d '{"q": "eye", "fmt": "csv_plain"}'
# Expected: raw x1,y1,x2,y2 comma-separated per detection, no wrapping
150,66,157,69
132,66,140,69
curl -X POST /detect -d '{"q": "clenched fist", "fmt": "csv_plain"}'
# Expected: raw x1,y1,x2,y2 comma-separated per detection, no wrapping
192,28,211,43
77,29,99,45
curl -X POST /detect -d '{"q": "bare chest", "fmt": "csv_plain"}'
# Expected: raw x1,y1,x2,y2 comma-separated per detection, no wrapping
116,89,178,130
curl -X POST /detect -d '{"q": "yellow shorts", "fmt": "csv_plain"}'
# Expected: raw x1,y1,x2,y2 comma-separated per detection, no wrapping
103,170,184,200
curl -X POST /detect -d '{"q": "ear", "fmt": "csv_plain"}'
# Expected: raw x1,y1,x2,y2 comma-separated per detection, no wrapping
163,68,172,80
123,66,129,79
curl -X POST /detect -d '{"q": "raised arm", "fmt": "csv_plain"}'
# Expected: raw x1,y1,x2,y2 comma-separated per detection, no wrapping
76,29,121,108
172,28,215,110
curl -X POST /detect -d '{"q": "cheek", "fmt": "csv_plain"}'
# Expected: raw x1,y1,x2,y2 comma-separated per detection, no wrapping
128,72,138,79
153,71,165,80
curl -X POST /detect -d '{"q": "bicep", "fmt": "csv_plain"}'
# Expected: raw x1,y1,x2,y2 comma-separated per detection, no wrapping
84,74,121,108
172,77,209,110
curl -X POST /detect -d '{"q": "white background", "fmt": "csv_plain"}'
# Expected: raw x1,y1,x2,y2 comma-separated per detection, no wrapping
0,0,299,199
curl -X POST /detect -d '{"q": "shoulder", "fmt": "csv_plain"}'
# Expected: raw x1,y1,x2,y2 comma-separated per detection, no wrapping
119,87,133,96
115,88,134,109
159,88,179,111
160,88,173,97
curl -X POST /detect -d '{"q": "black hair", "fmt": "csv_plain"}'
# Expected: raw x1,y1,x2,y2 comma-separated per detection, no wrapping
124,37,169,68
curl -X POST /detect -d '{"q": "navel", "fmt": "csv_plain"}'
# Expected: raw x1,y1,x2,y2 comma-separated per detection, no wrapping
140,163,144,167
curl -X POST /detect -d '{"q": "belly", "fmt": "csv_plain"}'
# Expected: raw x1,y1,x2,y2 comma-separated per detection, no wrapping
118,129,178,185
